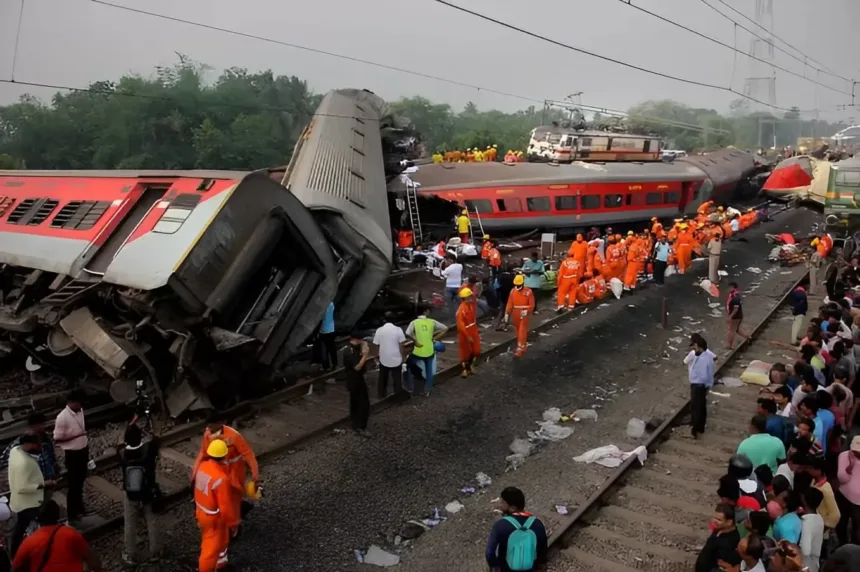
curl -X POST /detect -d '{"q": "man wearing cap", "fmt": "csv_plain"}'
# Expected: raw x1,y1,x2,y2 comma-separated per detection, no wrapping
480,235,492,260
456,209,471,243
456,287,480,378
836,435,860,543
505,275,535,358
194,439,239,572
405,309,448,396
342,332,371,434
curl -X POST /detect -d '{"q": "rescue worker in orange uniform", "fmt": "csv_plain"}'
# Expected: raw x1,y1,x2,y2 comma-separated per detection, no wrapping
192,414,260,532
697,200,714,217
674,223,695,274
812,236,831,258
593,269,608,300
650,217,665,239
667,219,683,243
456,288,480,378
576,272,597,305
505,275,534,358
194,439,240,572
604,236,624,282
480,235,492,259
623,236,647,291
693,222,708,256
820,233,834,255
556,255,583,312
586,240,603,275
721,216,734,239
567,234,588,267
487,240,502,281
504,150,516,163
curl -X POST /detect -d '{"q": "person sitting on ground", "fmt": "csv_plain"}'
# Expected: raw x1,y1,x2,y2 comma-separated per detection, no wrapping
485,487,547,572
12,500,103,571
799,487,825,572
737,414,787,474
696,503,741,572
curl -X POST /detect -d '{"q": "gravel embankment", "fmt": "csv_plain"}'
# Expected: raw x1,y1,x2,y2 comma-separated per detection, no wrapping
91,208,819,571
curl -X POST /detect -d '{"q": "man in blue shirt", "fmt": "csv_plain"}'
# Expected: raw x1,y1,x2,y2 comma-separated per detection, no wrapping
684,334,715,438
799,394,834,454
313,302,337,371
521,252,545,314
757,398,791,445
653,235,671,285
485,487,547,572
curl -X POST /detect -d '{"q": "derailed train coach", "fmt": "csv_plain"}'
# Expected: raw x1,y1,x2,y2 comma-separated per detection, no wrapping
0,89,401,417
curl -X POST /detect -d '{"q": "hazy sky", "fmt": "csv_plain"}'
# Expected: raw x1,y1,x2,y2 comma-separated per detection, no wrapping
1,0,858,121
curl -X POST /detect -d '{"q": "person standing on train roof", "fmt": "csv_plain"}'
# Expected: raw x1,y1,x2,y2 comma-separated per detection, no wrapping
556,253,582,312
456,288,481,378
192,412,260,534
480,235,492,260
675,223,695,275
568,234,588,267
456,209,471,243
521,252,545,314
653,234,671,286
504,150,516,163
505,275,535,358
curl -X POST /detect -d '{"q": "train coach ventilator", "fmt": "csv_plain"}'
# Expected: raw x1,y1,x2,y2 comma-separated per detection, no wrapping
0,88,418,417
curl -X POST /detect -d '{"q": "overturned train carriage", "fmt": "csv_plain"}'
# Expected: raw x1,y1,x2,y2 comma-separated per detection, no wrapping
0,89,396,417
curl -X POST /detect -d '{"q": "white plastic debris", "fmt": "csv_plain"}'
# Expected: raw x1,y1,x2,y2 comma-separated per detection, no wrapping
780,270,792,275
718,270,728,277
609,277,624,299
542,407,563,423
509,438,535,458
598,303,610,308
746,267,762,274
711,391,731,397
699,279,720,297
445,500,464,514
720,377,743,387
529,421,574,442
555,505,569,515
626,418,646,439
359,546,401,567
476,472,492,488
708,303,721,309
573,409,599,421
573,445,648,468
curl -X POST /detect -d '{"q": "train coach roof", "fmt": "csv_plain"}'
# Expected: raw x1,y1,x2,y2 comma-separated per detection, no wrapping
0,169,249,180
835,155,860,168
408,160,704,191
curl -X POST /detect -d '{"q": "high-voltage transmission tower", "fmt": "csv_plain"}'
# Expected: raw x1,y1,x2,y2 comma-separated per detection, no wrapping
742,0,777,147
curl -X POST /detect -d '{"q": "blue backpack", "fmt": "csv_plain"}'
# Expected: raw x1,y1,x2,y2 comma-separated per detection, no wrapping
504,516,537,571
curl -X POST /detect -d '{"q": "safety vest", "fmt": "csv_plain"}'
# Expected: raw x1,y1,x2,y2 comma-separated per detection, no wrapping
194,461,228,517
411,317,436,358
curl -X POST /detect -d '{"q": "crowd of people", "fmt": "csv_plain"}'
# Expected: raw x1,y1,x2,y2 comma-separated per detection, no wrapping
430,146,526,164
693,264,860,572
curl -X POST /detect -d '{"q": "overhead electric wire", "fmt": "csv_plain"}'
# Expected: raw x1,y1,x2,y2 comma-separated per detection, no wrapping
10,0,26,81
431,0,819,113
707,0,854,83
617,0,852,97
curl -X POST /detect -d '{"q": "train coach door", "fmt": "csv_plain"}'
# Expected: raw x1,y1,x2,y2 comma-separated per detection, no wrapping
678,182,692,213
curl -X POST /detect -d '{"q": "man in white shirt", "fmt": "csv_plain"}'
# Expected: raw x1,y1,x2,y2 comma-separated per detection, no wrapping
372,321,407,399
53,390,89,522
799,487,824,572
441,255,463,319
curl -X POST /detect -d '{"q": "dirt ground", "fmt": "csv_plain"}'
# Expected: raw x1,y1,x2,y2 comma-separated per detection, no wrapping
90,207,819,571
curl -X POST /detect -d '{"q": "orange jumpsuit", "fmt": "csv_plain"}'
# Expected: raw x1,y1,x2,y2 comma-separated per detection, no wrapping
506,287,535,357
593,276,608,300
556,258,582,309
697,200,713,216
820,234,833,256
816,239,829,258
568,238,588,267
195,459,240,571
193,426,260,521
576,279,596,305
456,301,480,364
605,243,624,282
488,247,502,271
623,242,646,289
651,221,665,239
480,241,492,260
667,225,680,243
721,220,733,239
675,229,694,274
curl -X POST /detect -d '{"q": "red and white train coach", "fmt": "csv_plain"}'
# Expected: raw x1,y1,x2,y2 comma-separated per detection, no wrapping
410,149,756,232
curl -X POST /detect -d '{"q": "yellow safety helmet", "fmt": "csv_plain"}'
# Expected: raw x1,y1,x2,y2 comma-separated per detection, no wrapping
680,223,689,229
698,222,705,228
493,144,498,148
651,216,658,222
487,146,491,150
513,275,525,286
717,206,724,212
812,238,820,246
459,288,473,299
245,480,262,500
461,209,468,215
207,439,229,459
627,230,634,236
483,234,490,240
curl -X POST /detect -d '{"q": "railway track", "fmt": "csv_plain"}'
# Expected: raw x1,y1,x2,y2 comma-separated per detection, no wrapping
546,271,811,572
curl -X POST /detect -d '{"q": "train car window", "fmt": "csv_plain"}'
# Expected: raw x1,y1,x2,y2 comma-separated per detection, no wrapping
630,193,646,206
645,192,662,205
581,195,600,210
554,196,578,210
526,197,551,212
579,138,592,147
663,191,680,204
465,199,493,214
603,194,623,208
625,194,632,206
496,198,523,213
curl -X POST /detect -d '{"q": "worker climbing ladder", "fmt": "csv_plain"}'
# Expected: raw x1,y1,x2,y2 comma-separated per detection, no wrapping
405,178,423,245
469,207,485,244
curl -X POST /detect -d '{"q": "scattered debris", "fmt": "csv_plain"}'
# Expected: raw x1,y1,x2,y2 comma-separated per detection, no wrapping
626,418,646,439
355,546,401,567
542,407,563,423
708,303,721,309
555,505,569,515
746,267,762,274
711,391,731,398
445,500,464,514
460,486,476,495
718,270,728,277
573,445,649,468
573,409,599,421
476,472,493,488
720,377,743,387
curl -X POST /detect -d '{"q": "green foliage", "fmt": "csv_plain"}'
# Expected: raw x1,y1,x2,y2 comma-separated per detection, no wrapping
0,58,852,170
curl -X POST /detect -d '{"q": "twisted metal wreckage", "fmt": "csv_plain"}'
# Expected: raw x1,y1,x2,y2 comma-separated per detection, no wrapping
0,89,417,417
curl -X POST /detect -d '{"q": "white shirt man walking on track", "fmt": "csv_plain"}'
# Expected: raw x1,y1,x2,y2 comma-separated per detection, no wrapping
685,334,716,439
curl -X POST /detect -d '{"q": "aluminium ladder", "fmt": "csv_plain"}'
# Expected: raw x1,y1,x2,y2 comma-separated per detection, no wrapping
405,179,423,245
